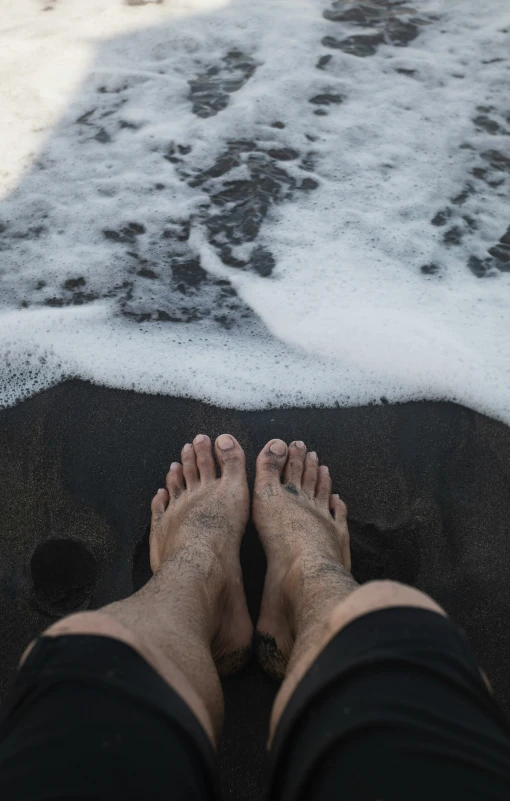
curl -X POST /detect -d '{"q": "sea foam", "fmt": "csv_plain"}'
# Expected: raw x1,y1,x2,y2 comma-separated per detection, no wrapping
0,0,509,421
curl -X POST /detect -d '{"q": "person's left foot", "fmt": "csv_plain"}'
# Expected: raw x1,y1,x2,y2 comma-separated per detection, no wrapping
149,433,253,675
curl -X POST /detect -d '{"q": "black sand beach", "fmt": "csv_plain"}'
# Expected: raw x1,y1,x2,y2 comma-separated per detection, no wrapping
1,381,509,799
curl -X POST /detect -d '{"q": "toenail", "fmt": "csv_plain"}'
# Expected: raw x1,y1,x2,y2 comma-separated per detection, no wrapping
157,488,166,494
183,443,192,453
269,440,287,456
322,465,329,474
170,462,180,470
217,434,234,450
294,440,305,449
194,434,206,444
308,451,318,462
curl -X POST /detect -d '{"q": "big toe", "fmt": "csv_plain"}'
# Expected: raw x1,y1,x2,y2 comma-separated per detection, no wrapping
214,434,246,480
255,439,288,490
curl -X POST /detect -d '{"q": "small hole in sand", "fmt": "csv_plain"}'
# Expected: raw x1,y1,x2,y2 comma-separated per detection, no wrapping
31,539,97,617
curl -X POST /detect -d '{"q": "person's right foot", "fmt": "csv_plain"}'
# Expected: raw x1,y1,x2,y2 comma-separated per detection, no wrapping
149,433,253,676
253,439,354,680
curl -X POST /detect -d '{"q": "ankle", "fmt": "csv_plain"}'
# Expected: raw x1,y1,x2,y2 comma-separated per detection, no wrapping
283,556,358,638
158,542,226,592
154,548,231,637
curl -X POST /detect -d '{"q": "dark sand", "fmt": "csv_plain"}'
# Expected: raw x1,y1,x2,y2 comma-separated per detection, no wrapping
1,380,510,799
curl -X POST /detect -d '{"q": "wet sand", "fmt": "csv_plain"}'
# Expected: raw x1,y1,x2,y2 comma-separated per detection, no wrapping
1,380,510,799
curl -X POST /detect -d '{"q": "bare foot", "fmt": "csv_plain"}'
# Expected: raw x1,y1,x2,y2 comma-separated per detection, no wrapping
150,433,253,675
253,439,356,680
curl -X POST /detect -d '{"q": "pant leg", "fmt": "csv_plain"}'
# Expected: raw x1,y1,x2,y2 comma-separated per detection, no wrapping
0,635,219,801
268,607,510,801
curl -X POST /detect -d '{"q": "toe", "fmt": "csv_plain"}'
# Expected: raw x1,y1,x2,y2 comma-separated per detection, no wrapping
255,439,288,489
315,464,332,507
182,443,199,489
193,434,217,484
302,451,318,496
151,487,169,516
330,493,347,521
214,434,246,480
284,441,306,489
166,461,184,498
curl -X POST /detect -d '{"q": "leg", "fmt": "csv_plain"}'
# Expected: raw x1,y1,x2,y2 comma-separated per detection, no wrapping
253,438,443,739
253,440,510,799
0,434,253,801
22,433,252,745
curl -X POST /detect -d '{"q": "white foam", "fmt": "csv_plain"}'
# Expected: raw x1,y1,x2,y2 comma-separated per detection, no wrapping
1,0,510,420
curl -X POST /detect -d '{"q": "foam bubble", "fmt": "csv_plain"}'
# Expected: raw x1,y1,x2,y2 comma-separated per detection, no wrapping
0,0,510,421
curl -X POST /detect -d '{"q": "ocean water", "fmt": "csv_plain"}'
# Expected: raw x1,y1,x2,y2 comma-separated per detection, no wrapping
1,0,509,420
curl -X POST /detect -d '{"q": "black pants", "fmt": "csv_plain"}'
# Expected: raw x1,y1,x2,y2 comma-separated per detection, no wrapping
0,608,509,801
